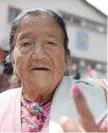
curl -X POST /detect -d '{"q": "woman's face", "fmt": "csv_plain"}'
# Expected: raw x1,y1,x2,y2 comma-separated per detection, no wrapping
12,15,69,93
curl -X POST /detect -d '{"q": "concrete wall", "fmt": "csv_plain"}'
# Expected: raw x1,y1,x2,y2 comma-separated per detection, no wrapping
0,0,106,63
0,0,107,36
3,0,107,23
67,25,107,62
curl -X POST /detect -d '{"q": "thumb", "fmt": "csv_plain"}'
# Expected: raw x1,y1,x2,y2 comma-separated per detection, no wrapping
59,116,79,132
99,118,107,132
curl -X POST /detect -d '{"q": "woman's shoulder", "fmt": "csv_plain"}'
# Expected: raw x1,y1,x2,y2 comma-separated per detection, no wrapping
67,76,107,101
75,78,102,87
67,76,105,95
0,88,21,101
68,76,103,88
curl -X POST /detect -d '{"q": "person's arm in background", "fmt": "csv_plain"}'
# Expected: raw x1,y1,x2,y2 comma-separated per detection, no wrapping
95,79,108,104
96,79,108,89
95,79,108,132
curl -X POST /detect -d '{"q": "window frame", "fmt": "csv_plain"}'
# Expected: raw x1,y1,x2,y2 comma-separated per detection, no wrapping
8,5,22,23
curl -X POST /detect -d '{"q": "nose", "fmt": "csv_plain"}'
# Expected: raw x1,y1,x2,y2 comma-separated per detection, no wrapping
31,43,46,60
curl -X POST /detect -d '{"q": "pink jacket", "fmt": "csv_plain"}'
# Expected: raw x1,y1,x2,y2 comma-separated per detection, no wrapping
0,88,22,132
0,76,107,132
0,88,49,132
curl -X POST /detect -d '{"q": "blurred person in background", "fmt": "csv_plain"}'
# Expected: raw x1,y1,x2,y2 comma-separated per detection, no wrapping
2,54,13,91
91,65,97,78
0,48,5,92
73,65,81,80
4,55,21,89
87,65,97,78
0,9,107,132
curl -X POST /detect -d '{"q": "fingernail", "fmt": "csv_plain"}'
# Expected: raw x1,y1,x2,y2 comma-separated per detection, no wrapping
72,85,81,96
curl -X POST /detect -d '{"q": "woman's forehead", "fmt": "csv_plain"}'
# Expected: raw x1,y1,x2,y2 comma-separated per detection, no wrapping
19,15,60,30
16,15,63,40
17,31,60,41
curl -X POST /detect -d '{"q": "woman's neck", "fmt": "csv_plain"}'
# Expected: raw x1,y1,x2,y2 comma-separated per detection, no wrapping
22,86,55,103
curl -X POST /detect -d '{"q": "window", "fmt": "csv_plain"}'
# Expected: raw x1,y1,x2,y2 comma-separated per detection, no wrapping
85,21,96,30
62,14,71,21
59,10,106,33
73,17,81,25
97,25,105,32
8,6,22,22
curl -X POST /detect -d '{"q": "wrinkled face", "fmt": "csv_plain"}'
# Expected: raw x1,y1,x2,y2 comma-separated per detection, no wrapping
12,15,69,93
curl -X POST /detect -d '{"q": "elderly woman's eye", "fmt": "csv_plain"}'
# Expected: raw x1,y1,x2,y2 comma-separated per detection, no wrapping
47,42,56,46
22,42,32,47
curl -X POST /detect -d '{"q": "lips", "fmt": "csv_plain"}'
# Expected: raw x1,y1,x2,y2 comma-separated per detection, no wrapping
31,67,50,71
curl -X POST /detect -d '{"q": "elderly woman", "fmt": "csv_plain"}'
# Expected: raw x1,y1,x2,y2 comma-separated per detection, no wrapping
0,9,107,132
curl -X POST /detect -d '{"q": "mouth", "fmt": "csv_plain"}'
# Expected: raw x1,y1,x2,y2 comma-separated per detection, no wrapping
31,67,50,71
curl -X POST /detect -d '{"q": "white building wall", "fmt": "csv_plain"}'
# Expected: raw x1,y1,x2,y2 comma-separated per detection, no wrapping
3,0,106,24
67,25,107,62
0,0,106,63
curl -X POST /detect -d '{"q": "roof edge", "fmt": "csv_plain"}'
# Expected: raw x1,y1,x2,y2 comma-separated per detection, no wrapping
82,0,107,18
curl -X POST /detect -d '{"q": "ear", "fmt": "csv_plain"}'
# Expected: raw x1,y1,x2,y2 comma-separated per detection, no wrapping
11,57,16,74
65,53,70,69
13,64,17,74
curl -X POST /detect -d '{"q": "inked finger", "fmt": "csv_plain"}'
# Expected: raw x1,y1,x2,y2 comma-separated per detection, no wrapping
72,85,98,132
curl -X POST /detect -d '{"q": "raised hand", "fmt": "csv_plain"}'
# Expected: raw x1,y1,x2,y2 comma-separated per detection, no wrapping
59,85,107,132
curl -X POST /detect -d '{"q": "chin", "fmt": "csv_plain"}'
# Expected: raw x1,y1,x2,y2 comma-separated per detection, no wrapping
30,79,51,90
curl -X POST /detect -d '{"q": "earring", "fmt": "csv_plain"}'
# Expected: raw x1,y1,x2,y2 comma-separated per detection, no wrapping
64,66,73,76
